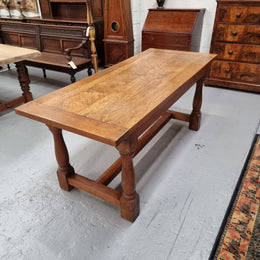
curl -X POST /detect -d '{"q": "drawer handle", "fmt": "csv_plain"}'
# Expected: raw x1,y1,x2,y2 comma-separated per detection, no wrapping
236,13,241,18
232,31,238,36
176,39,180,43
225,69,231,73
228,50,233,55
152,37,155,41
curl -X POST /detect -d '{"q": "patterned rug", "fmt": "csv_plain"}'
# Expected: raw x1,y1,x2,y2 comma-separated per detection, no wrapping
210,134,260,260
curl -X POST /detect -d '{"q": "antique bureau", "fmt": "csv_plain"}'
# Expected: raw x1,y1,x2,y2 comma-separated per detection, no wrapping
205,0,260,93
142,9,205,52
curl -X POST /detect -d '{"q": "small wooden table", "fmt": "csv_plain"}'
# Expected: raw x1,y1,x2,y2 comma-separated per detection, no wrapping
15,49,216,222
0,44,40,112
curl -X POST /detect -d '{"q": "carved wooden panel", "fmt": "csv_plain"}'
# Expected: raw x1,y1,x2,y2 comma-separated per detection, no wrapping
105,43,126,65
1,32,20,46
20,35,37,49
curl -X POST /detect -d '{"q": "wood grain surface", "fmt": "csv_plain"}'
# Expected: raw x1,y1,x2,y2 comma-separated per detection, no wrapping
0,44,40,66
16,49,216,146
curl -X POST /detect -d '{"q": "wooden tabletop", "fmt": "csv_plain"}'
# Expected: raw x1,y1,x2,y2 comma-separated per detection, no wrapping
0,44,41,66
16,49,216,146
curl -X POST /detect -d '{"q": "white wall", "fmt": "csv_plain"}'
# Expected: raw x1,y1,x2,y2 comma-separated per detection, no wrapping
131,0,217,54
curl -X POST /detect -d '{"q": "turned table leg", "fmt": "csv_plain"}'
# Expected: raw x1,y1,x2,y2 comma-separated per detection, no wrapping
116,135,140,222
48,126,75,191
189,77,204,131
15,61,33,102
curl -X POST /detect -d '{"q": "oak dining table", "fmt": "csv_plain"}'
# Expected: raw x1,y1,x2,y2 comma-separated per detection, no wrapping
0,44,40,112
15,48,216,222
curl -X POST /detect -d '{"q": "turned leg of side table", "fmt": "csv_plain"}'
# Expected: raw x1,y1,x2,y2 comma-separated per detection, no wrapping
15,61,33,102
48,126,75,191
189,77,204,131
116,135,140,222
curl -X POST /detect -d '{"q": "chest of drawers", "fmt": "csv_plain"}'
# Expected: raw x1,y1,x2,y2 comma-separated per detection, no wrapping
205,0,260,92
142,9,205,52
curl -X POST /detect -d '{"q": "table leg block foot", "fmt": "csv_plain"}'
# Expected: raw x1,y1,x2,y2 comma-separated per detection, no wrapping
189,111,201,131
120,193,140,222
57,166,74,191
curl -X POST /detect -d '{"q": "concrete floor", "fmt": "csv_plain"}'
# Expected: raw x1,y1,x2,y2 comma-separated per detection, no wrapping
0,65,260,260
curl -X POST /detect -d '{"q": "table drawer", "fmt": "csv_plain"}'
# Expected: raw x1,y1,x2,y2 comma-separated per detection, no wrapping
209,60,260,84
217,6,260,24
213,43,260,63
215,24,260,44
142,32,190,51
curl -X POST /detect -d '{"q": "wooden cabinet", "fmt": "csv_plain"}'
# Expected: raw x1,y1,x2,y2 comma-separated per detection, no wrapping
205,0,260,93
142,9,205,52
38,0,104,21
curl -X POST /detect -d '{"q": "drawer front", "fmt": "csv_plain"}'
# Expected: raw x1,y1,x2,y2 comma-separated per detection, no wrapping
142,32,190,51
213,43,260,63
215,24,260,44
209,60,260,84
217,6,260,24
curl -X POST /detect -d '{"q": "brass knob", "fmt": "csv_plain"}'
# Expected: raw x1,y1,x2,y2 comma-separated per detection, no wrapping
236,13,241,18
225,69,230,73
232,31,238,36
228,50,233,55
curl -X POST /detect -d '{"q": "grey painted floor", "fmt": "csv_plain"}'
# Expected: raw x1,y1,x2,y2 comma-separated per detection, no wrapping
1,65,260,260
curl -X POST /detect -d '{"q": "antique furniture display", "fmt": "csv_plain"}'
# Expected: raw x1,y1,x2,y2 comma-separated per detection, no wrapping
0,0,104,82
15,48,216,222
0,44,40,112
103,0,134,66
204,0,260,93
0,18,104,82
142,9,205,52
